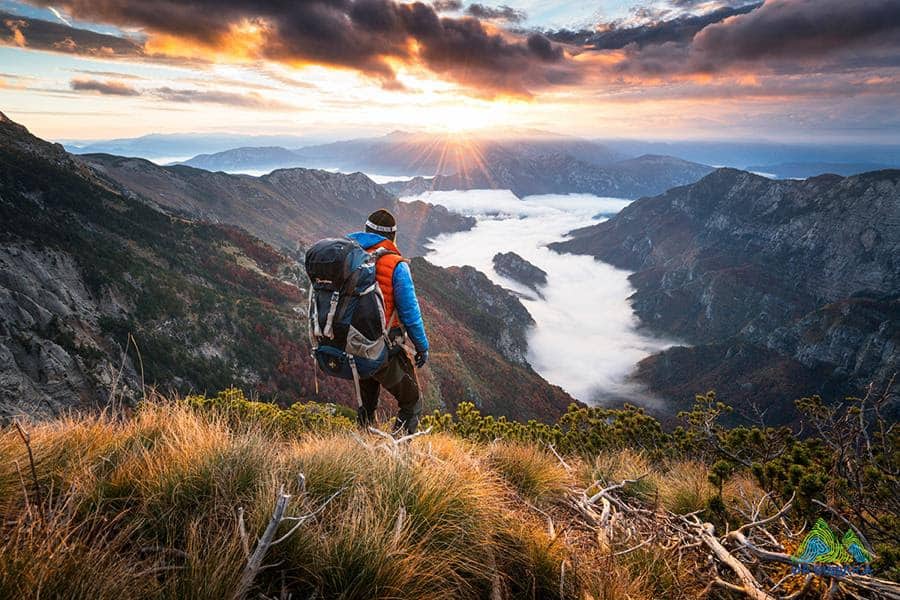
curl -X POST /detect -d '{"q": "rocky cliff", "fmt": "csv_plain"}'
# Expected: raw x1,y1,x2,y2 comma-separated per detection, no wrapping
0,113,571,422
81,155,474,258
552,168,899,420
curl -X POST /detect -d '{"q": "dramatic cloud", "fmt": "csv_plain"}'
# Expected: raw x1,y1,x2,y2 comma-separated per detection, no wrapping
465,4,526,23
18,0,574,95
6,0,900,104
1,10,142,57
152,87,295,109
67,75,297,109
692,0,900,65
70,77,140,95
547,4,760,49
586,0,900,77
431,0,462,11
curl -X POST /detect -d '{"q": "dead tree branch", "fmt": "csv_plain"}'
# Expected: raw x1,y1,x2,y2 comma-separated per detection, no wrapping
14,421,44,525
232,478,343,600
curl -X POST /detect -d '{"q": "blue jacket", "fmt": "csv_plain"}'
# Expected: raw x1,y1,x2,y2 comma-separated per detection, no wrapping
346,231,429,353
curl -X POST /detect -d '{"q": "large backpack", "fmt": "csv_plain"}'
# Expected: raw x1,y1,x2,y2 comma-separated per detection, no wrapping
304,237,397,406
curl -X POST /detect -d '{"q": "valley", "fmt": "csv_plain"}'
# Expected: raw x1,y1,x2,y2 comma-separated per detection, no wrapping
0,112,571,422
2,110,897,426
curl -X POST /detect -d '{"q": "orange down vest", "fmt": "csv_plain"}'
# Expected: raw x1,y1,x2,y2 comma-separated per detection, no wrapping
369,238,403,328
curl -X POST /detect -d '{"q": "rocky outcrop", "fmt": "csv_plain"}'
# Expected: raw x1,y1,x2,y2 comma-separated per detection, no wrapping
445,265,535,367
0,244,135,418
552,168,900,420
493,252,547,298
81,155,474,257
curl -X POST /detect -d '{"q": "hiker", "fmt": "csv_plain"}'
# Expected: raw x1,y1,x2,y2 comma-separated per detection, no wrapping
346,209,428,434
305,209,428,435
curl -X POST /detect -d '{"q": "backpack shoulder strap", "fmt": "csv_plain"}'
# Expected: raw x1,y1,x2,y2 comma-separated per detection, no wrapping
370,246,399,260
370,247,409,270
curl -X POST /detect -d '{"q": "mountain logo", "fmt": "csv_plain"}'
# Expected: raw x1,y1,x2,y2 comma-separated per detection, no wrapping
790,518,872,576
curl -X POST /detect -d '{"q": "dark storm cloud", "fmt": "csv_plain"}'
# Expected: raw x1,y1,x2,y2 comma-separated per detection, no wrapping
546,3,760,49
0,10,142,56
465,4,526,23
692,0,900,64
431,0,462,11
581,0,900,77
70,77,140,95
22,0,575,95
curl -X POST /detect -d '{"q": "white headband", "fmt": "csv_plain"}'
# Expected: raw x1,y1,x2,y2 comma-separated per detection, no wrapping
366,219,397,233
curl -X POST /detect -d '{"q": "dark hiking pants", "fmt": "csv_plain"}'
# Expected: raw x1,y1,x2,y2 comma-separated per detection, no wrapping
357,347,421,434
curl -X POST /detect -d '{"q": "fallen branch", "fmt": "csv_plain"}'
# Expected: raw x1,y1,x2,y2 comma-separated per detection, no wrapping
367,426,432,455
14,421,44,525
232,478,344,600
233,485,292,600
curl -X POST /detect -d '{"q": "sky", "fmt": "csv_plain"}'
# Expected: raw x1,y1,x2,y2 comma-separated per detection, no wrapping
0,0,898,143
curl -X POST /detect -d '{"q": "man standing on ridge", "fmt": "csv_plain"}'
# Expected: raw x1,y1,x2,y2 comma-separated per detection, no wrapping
346,209,429,434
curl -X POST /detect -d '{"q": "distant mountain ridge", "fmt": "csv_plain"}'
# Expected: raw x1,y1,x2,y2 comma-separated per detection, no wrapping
179,131,713,199
82,154,473,257
385,152,714,199
65,132,324,161
181,130,629,175
551,168,900,421
747,162,891,179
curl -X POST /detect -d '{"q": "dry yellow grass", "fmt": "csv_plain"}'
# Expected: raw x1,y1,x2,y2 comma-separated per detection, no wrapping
0,400,758,599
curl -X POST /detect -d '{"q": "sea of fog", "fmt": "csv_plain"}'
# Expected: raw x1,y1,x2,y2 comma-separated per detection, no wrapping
401,189,677,408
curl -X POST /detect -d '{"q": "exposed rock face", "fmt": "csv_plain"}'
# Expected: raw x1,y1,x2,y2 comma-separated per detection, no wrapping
81,155,474,257
493,252,547,298
0,244,123,418
444,265,534,367
552,168,900,420
386,151,713,199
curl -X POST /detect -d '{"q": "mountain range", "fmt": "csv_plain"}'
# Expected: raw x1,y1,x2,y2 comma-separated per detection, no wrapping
551,168,899,422
747,162,892,179
385,153,714,199
81,154,473,257
180,130,629,175
64,133,324,161
597,139,900,170
179,131,714,199
0,112,571,421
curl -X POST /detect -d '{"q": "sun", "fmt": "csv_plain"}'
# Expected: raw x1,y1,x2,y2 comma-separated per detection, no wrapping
426,101,514,134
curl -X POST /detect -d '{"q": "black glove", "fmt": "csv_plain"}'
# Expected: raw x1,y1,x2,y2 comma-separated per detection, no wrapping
414,349,428,368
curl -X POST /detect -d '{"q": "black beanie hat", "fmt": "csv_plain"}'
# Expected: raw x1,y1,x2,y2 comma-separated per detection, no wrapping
366,208,397,240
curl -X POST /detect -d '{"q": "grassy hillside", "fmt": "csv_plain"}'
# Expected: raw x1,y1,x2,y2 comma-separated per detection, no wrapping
1,388,896,599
